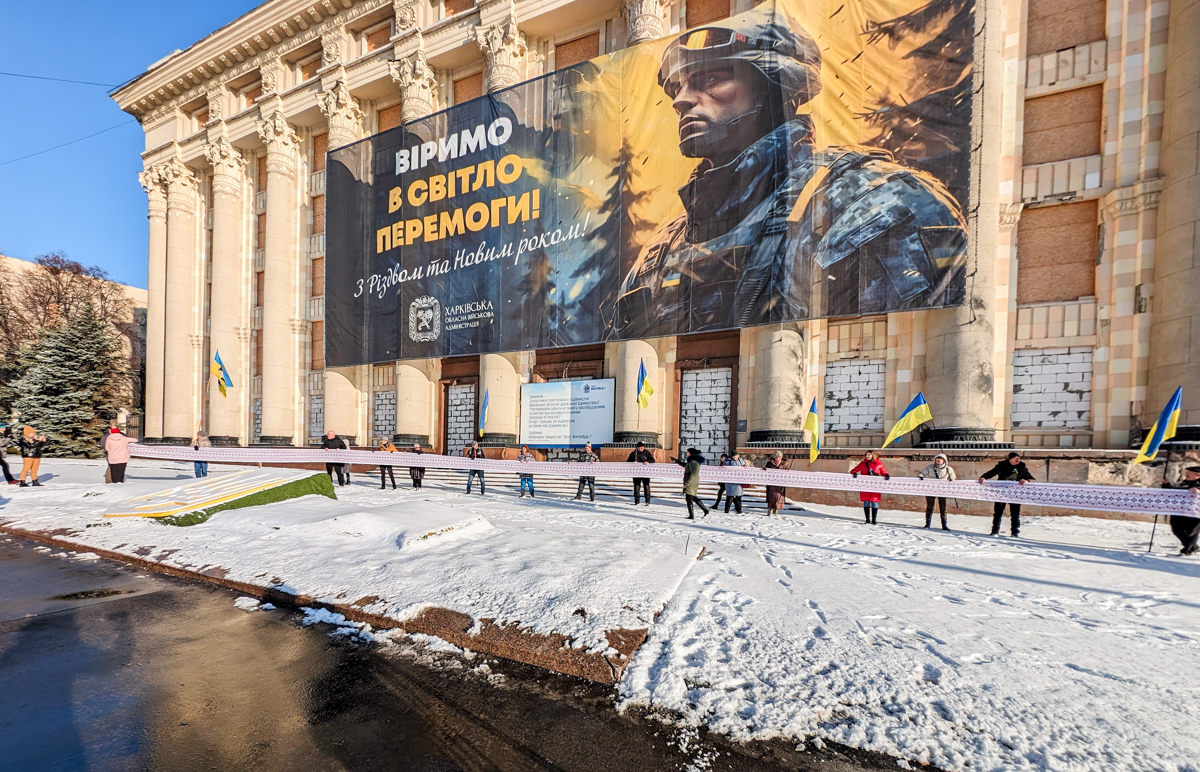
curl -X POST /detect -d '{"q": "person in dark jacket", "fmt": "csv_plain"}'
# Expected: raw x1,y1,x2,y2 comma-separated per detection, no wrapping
674,447,710,519
627,442,655,505
850,451,890,524
574,442,600,501
0,425,15,485
517,444,537,497
764,451,790,514
978,452,1035,536
321,430,348,486
465,441,486,495
409,443,425,489
713,453,729,508
17,426,47,487
1165,465,1200,555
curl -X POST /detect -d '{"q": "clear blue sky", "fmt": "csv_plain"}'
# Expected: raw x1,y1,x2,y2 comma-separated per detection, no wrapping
0,1,261,289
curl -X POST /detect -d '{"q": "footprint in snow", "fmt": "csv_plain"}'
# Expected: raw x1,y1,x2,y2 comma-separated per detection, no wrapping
806,599,828,624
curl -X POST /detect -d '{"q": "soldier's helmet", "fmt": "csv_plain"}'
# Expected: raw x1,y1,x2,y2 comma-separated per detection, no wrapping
658,8,822,118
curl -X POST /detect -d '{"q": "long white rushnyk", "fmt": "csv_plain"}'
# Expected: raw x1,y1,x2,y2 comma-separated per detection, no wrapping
128,444,1199,519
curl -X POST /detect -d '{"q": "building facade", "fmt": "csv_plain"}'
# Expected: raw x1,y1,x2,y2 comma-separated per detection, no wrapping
113,0,1200,453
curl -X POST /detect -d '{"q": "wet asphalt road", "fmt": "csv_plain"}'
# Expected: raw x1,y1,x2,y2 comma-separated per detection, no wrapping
0,536,900,772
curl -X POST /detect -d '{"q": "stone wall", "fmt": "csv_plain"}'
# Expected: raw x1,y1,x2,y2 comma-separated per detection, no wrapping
446,383,476,454
1011,347,1092,428
253,398,263,440
679,368,731,458
308,395,323,439
373,391,396,437
824,360,886,432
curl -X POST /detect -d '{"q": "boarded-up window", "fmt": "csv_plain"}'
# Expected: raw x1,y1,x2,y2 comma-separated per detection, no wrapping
195,111,208,130
1023,86,1102,166
454,73,484,104
254,332,263,376
1016,200,1098,304
1027,0,1107,57
311,322,325,370
366,24,392,51
256,156,267,192
311,257,325,297
301,57,320,82
445,0,473,16
378,103,404,132
555,33,599,70
312,195,325,235
244,86,262,107
255,270,265,306
687,0,730,28
313,133,327,171
256,213,266,250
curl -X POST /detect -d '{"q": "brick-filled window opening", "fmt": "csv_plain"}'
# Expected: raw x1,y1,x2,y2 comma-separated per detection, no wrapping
555,33,599,70
256,156,267,193
1022,86,1102,166
378,103,404,132
824,360,886,432
453,73,484,105
309,395,325,438
311,195,326,235
311,257,325,297
1011,348,1093,429
313,133,327,172
253,399,263,438
244,84,262,108
444,0,474,17
1016,200,1098,304
445,383,477,454
374,391,397,437
687,0,730,29
311,321,325,370
256,213,266,250
195,111,208,131
253,332,263,377
300,55,321,83
1026,0,1107,58
366,23,392,52
254,271,265,308
679,368,732,459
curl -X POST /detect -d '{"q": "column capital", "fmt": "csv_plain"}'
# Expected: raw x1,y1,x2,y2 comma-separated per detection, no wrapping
622,0,667,46
162,158,199,212
235,326,251,342
139,164,169,220
998,202,1023,233
317,79,364,149
475,5,527,93
388,48,439,123
204,136,247,196
1101,177,1163,220
256,109,299,179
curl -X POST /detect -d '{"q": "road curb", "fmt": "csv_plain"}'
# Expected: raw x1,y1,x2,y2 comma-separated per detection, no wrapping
0,523,648,684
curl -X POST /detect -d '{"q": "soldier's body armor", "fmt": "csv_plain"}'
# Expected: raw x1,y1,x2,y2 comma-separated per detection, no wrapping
610,120,967,340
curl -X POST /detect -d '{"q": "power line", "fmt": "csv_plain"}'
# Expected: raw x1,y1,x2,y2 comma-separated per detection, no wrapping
0,122,135,168
0,71,117,88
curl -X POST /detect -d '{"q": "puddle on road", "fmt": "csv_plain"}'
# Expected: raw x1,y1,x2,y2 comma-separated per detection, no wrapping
50,588,130,600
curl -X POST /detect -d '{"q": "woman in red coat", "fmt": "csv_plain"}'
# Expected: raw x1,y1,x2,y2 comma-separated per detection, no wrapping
850,451,890,524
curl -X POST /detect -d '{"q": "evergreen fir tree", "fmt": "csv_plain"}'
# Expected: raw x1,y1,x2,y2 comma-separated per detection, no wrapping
10,302,129,458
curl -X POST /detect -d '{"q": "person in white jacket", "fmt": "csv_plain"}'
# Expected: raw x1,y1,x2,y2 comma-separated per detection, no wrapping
918,453,956,530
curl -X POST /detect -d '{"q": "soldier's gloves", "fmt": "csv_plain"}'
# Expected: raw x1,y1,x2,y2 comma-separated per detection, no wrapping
884,474,891,481
193,446,199,451
851,472,859,478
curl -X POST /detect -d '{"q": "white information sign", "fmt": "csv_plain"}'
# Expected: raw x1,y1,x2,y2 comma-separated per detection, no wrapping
520,379,615,447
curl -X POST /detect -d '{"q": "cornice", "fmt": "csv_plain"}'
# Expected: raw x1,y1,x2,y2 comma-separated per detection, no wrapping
114,0,392,125
1101,178,1163,220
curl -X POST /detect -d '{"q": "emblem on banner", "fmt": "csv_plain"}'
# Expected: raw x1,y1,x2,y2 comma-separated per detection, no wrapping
408,296,441,342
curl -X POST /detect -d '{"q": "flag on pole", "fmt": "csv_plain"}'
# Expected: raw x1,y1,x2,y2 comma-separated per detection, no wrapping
210,351,234,398
478,388,489,437
803,398,821,463
1134,386,1183,464
636,358,654,409
883,392,934,447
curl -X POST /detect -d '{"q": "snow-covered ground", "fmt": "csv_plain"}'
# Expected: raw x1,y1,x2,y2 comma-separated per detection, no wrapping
3,458,1198,772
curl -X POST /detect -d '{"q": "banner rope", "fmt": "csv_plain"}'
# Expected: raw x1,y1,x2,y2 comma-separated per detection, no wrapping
129,445,1199,519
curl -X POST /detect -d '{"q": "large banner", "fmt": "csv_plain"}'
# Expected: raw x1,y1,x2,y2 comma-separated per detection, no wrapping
520,380,616,447
326,0,973,366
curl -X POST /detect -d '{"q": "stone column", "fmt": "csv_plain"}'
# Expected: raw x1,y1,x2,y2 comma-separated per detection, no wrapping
479,353,519,445
161,159,201,442
138,165,169,440
475,11,527,93
614,340,663,445
203,137,247,445
395,361,436,446
256,109,300,445
748,326,807,444
388,48,439,124
920,0,1004,445
1150,0,1200,427
622,0,666,46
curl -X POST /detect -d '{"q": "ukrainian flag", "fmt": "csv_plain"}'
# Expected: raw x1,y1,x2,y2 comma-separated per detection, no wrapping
636,358,654,409
883,392,934,448
803,398,821,463
478,388,489,437
210,351,234,398
1134,386,1183,464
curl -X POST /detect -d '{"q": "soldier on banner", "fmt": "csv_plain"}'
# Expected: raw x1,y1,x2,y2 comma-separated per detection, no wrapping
610,9,968,339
